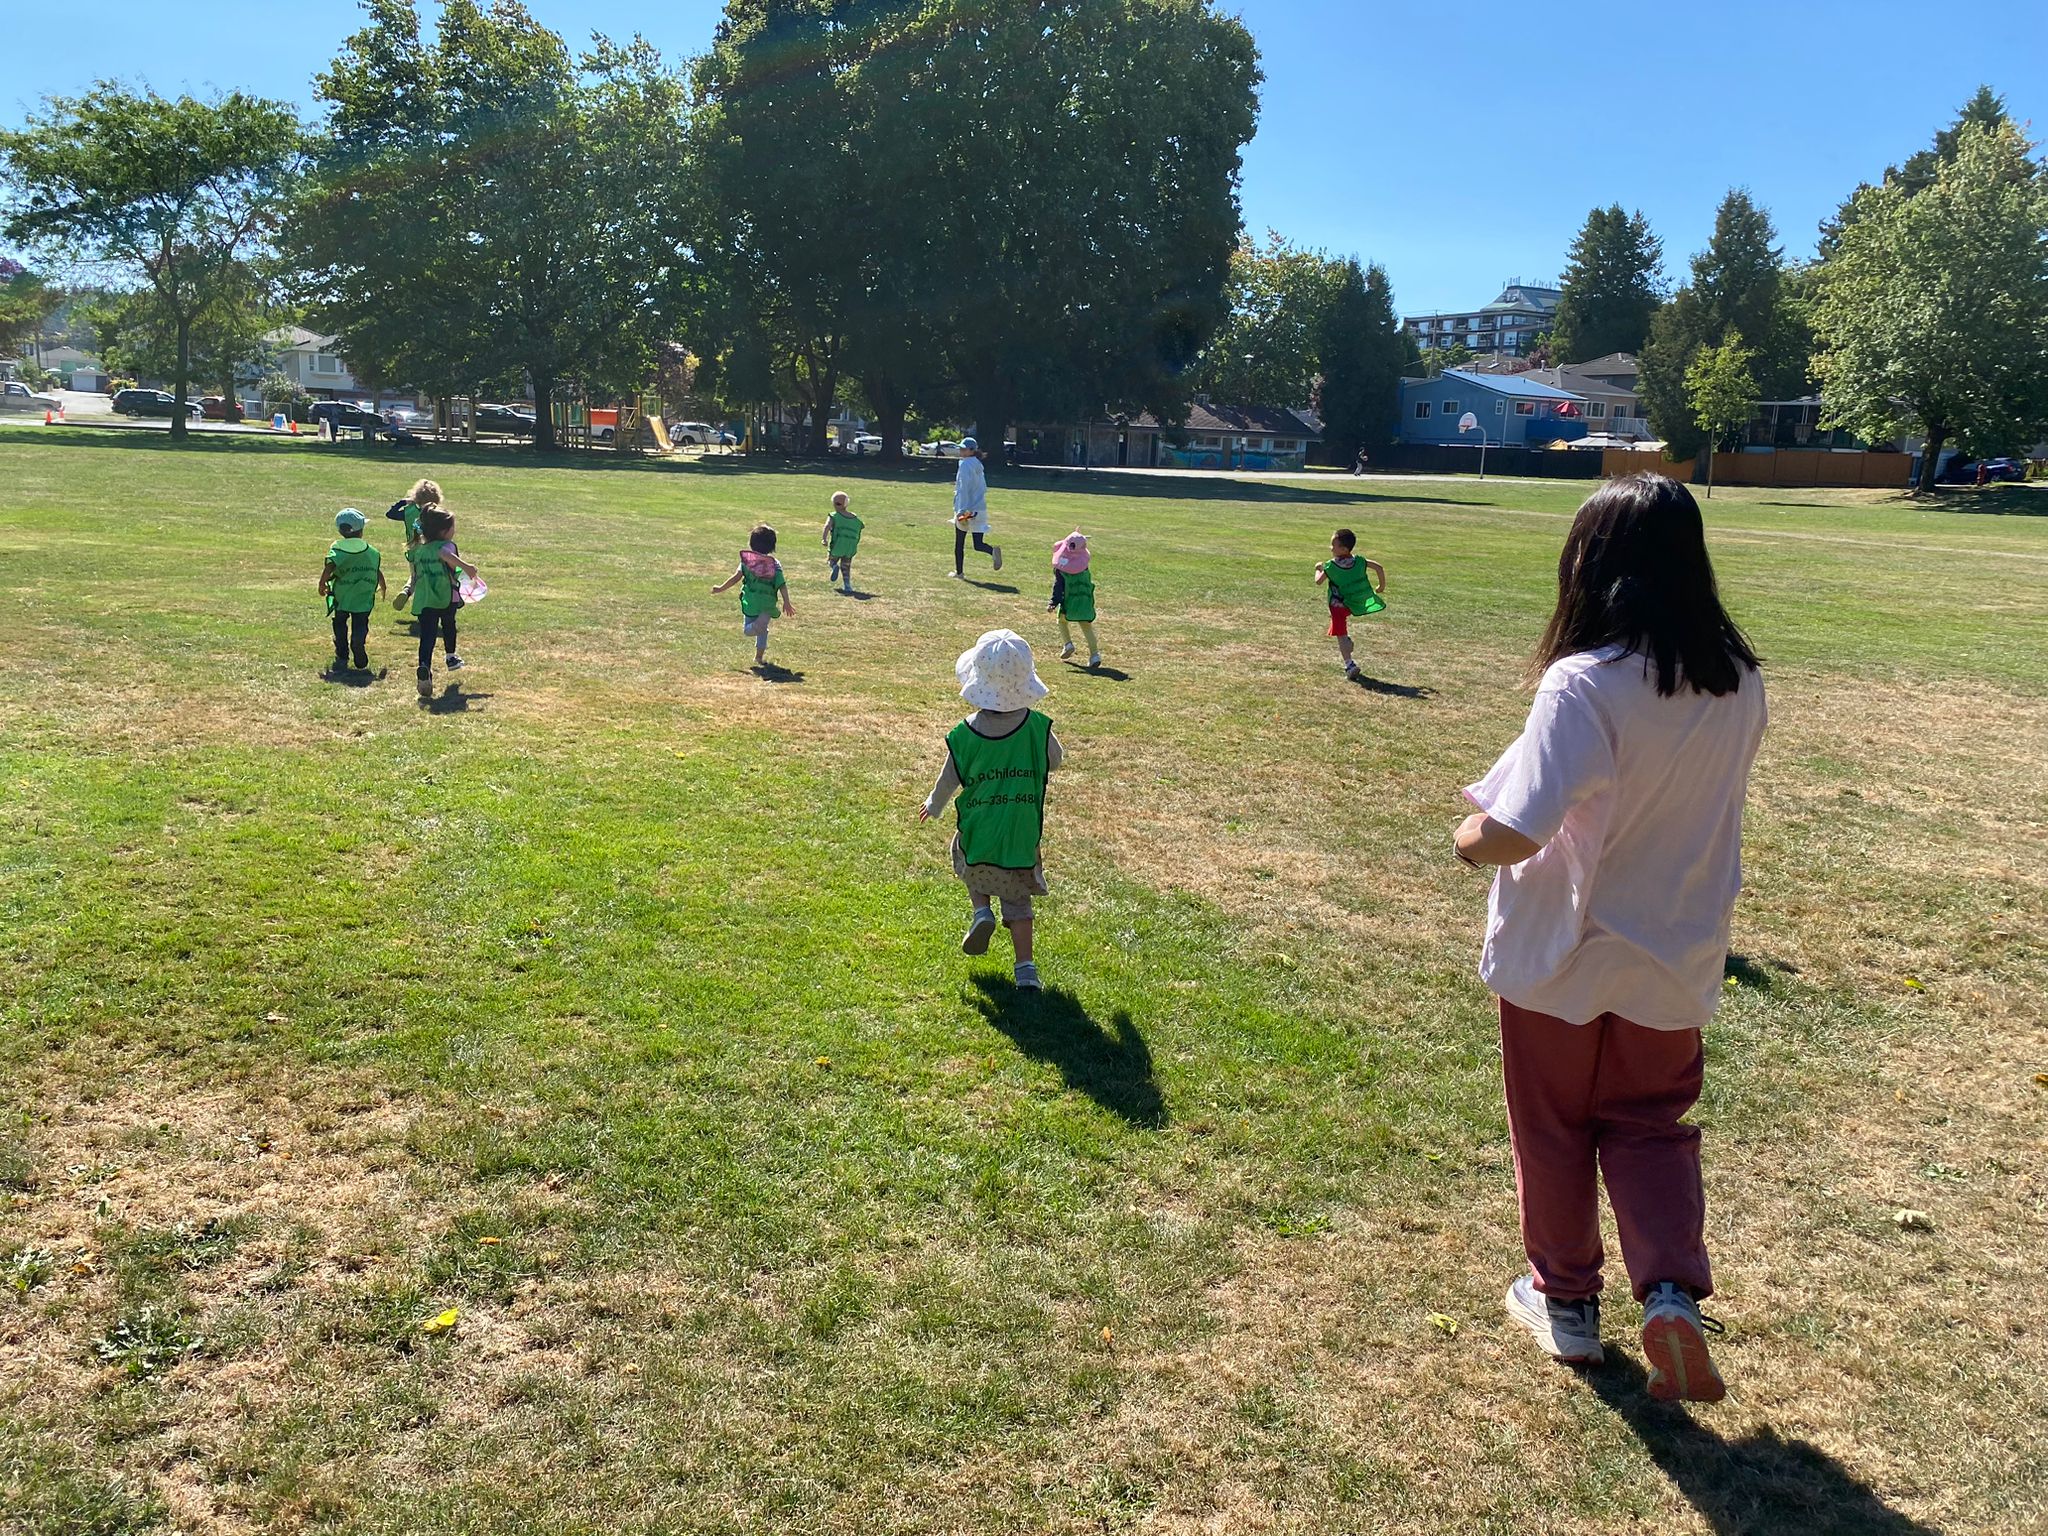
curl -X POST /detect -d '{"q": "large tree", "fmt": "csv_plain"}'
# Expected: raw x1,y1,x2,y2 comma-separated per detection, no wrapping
0,86,300,439
1811,119,2048,492
290,0,695,451
1550,204,1662,362
0,258,61,360
1192,232,1347,408
1315,260,1404,463
1639,190,1810,458
83,271,276,415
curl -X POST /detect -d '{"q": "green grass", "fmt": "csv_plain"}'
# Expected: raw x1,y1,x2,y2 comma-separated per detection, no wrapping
1,429,2044,1534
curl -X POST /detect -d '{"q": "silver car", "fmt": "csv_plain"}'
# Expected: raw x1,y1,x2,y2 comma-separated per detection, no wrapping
0,379,61,414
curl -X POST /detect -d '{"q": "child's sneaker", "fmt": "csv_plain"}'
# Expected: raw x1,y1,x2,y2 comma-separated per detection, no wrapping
1013,961,1041,990
947,570,963,579
394,586,411,612
1504,1275,1603,1364
1641,1283,1726,1403
961,907,998,956
445,655,466,671
1088,652,1101,669
1343,659,1360,678
1059,642,1076,659
990,545,1004,571
416,667,432,698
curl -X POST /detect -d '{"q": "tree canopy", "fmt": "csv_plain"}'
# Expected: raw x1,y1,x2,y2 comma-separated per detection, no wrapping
1549,205,1662,363
1314,259,1405,462
1683,331,1756,497
1191,232,1347,410
0,85,300,437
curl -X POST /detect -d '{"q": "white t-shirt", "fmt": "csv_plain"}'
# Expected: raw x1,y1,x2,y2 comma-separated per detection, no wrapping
1464,645,1766,1030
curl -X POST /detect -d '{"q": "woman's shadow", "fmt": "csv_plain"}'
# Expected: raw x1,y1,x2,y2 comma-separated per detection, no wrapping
968,978,1165,1128
1588,1357,1940,1534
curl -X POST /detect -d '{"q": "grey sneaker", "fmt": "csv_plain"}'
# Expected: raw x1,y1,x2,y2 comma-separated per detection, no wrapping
1641,1283,1726,1403
416,668,432,698
1088,652,1101,668
961,907,998,955
990,545,1004,572
1504,1275,1603,1364
1060,642,1076,659
1013,961,1041,991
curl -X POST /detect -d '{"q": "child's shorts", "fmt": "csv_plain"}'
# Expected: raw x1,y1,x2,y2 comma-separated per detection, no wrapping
743,613,772,637
1328,603,1350,638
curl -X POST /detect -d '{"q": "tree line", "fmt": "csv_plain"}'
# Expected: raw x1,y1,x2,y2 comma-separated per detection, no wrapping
1536,87,2048,491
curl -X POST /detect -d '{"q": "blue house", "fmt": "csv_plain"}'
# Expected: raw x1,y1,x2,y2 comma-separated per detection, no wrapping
1398,368,1589,448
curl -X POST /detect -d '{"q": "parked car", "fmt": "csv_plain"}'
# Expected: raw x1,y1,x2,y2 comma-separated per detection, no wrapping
111,388,203,420
0,379,61,414
849,434,883,456
198,395,244,422
672,420,718,447
381,405,421,428
920,439,967,458
310,399,418,443
474,403,536,436
1940,455,2025,484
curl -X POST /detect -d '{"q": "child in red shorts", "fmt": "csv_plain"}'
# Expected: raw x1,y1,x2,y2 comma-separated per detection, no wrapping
1313,527,1386,678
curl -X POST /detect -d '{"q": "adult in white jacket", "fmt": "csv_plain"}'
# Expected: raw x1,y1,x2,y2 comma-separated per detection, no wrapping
950,438,1003,578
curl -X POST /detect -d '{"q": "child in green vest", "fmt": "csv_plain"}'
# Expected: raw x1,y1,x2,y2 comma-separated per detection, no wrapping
1314,527,1387,679
386,477,443,612
918,629,1064,991
821,491,863,595
319,507,386,674
407,507,479,697
711,524,795,666
1047,530,1100,668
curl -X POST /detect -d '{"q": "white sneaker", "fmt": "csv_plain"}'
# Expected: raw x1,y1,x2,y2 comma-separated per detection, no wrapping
1088,653,1101,668
1060,642,1076,659
1013,961,1041,990
990,545,1004,572
947,570,963,579
1504,1275,1603,1364
1641,1283,1726,1403
961,907,998,955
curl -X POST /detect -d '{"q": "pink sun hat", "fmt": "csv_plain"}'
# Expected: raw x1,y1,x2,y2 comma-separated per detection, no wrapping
1051,531,1090,574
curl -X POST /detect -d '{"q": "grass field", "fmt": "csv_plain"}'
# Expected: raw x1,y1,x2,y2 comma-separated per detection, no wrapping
1,428,2044,1535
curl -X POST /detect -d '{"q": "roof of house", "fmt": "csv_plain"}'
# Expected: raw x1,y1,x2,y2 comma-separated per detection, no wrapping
270,326,335,350
1521,365,1637,397
1574,351,1639,376
1128,402,1322,439
1422,368,1585,402
1481,284,1562,314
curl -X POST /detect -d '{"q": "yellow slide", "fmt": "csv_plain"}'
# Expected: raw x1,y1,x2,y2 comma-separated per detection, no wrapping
646,414,677,453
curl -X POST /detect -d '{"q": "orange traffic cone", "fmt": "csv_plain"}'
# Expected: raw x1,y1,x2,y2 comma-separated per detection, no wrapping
289,420,299,434
44,409,53,424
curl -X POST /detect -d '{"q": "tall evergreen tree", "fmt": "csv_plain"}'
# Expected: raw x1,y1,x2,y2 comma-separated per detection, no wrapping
1315,260,1404,463
1549,205,1662,362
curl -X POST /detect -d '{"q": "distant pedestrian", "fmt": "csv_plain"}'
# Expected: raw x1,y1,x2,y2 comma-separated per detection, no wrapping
1455,473,1765,1404
918,629,1061,992
822,490,863,594
711,523,794,668
407,506,478,696
319,507,385,674
1313,528,1386,679
1353,448,1370,476
1047,531,1101,668
950,438,1003,578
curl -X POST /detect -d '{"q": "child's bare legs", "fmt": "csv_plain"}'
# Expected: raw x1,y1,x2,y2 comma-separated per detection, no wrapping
1007,914,1034,963
1002,895,1039,987
1337,633,1356,672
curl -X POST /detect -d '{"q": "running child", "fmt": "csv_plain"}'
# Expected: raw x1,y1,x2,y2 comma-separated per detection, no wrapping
1454,473,1765,1403
386,477,443,612
1314,528,1385,678
406,507,478,696
1047,530,1100,668
319,507,386,674
822,491,863,594
918,629,1062,992
711,523,794,666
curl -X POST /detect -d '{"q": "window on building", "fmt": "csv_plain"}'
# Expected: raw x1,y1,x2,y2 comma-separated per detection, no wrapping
1494,400,1505,414
1514,401,1536,416
1588,401,1607,418
1440,399,1459,416
313,353,342,375
1414,401,1431,420
1612,403,1631,419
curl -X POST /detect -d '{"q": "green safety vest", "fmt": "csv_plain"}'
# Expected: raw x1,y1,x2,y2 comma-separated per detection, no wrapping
1323,557,1384,614
400,501,424,542
947,711,1052,869
827,512,864,558
1057,566,1096,623
740,558,786,618
407,540,455,612
327,538,381,613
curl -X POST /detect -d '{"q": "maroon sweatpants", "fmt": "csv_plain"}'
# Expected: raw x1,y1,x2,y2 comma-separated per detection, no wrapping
1499,999,1713,1304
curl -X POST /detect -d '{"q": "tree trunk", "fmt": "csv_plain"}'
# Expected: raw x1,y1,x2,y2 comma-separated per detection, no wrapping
1916,423,1947,494
532,367,557,453
809,361,840,457
170,313,191,442
967,375,1011,468
866,375,907,462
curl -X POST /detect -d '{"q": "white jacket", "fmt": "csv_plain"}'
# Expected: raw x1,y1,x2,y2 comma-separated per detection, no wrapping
952,455,988,530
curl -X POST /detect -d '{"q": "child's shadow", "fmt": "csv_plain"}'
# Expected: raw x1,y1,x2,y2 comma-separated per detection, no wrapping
1062,661,1131,682
420,682,491,714
751,662,805,684
965,580,1019,594
1349,672,1436,700
837,589,877,602
968,977,1166,1129
319,667,387,688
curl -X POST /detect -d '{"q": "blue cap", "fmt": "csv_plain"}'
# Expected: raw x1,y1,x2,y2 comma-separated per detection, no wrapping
335,506,366,532
961,437,978,451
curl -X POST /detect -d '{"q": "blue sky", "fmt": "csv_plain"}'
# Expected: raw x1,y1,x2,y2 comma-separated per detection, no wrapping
6,1,2045,316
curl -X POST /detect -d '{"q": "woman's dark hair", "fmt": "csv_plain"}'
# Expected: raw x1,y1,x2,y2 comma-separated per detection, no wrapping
1533,474,1759,697
420,508,455,541
748,523,777,554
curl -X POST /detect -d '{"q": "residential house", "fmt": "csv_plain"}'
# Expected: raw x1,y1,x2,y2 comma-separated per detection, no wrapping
1403,282,1562,360
1518,354,1650,441
1398,368,1589,447
1017,402,1321,469
270,327,360,399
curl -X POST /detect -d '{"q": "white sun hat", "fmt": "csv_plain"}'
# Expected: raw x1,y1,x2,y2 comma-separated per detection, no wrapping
955,628,1048,712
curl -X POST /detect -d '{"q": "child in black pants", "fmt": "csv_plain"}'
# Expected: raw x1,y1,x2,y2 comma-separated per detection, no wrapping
406,507,479,696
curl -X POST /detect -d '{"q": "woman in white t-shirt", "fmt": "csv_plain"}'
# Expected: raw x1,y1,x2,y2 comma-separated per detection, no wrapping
1454,473,1765,1405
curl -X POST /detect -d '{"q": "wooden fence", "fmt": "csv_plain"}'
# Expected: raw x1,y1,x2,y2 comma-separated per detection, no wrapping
1600,447,1912,488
